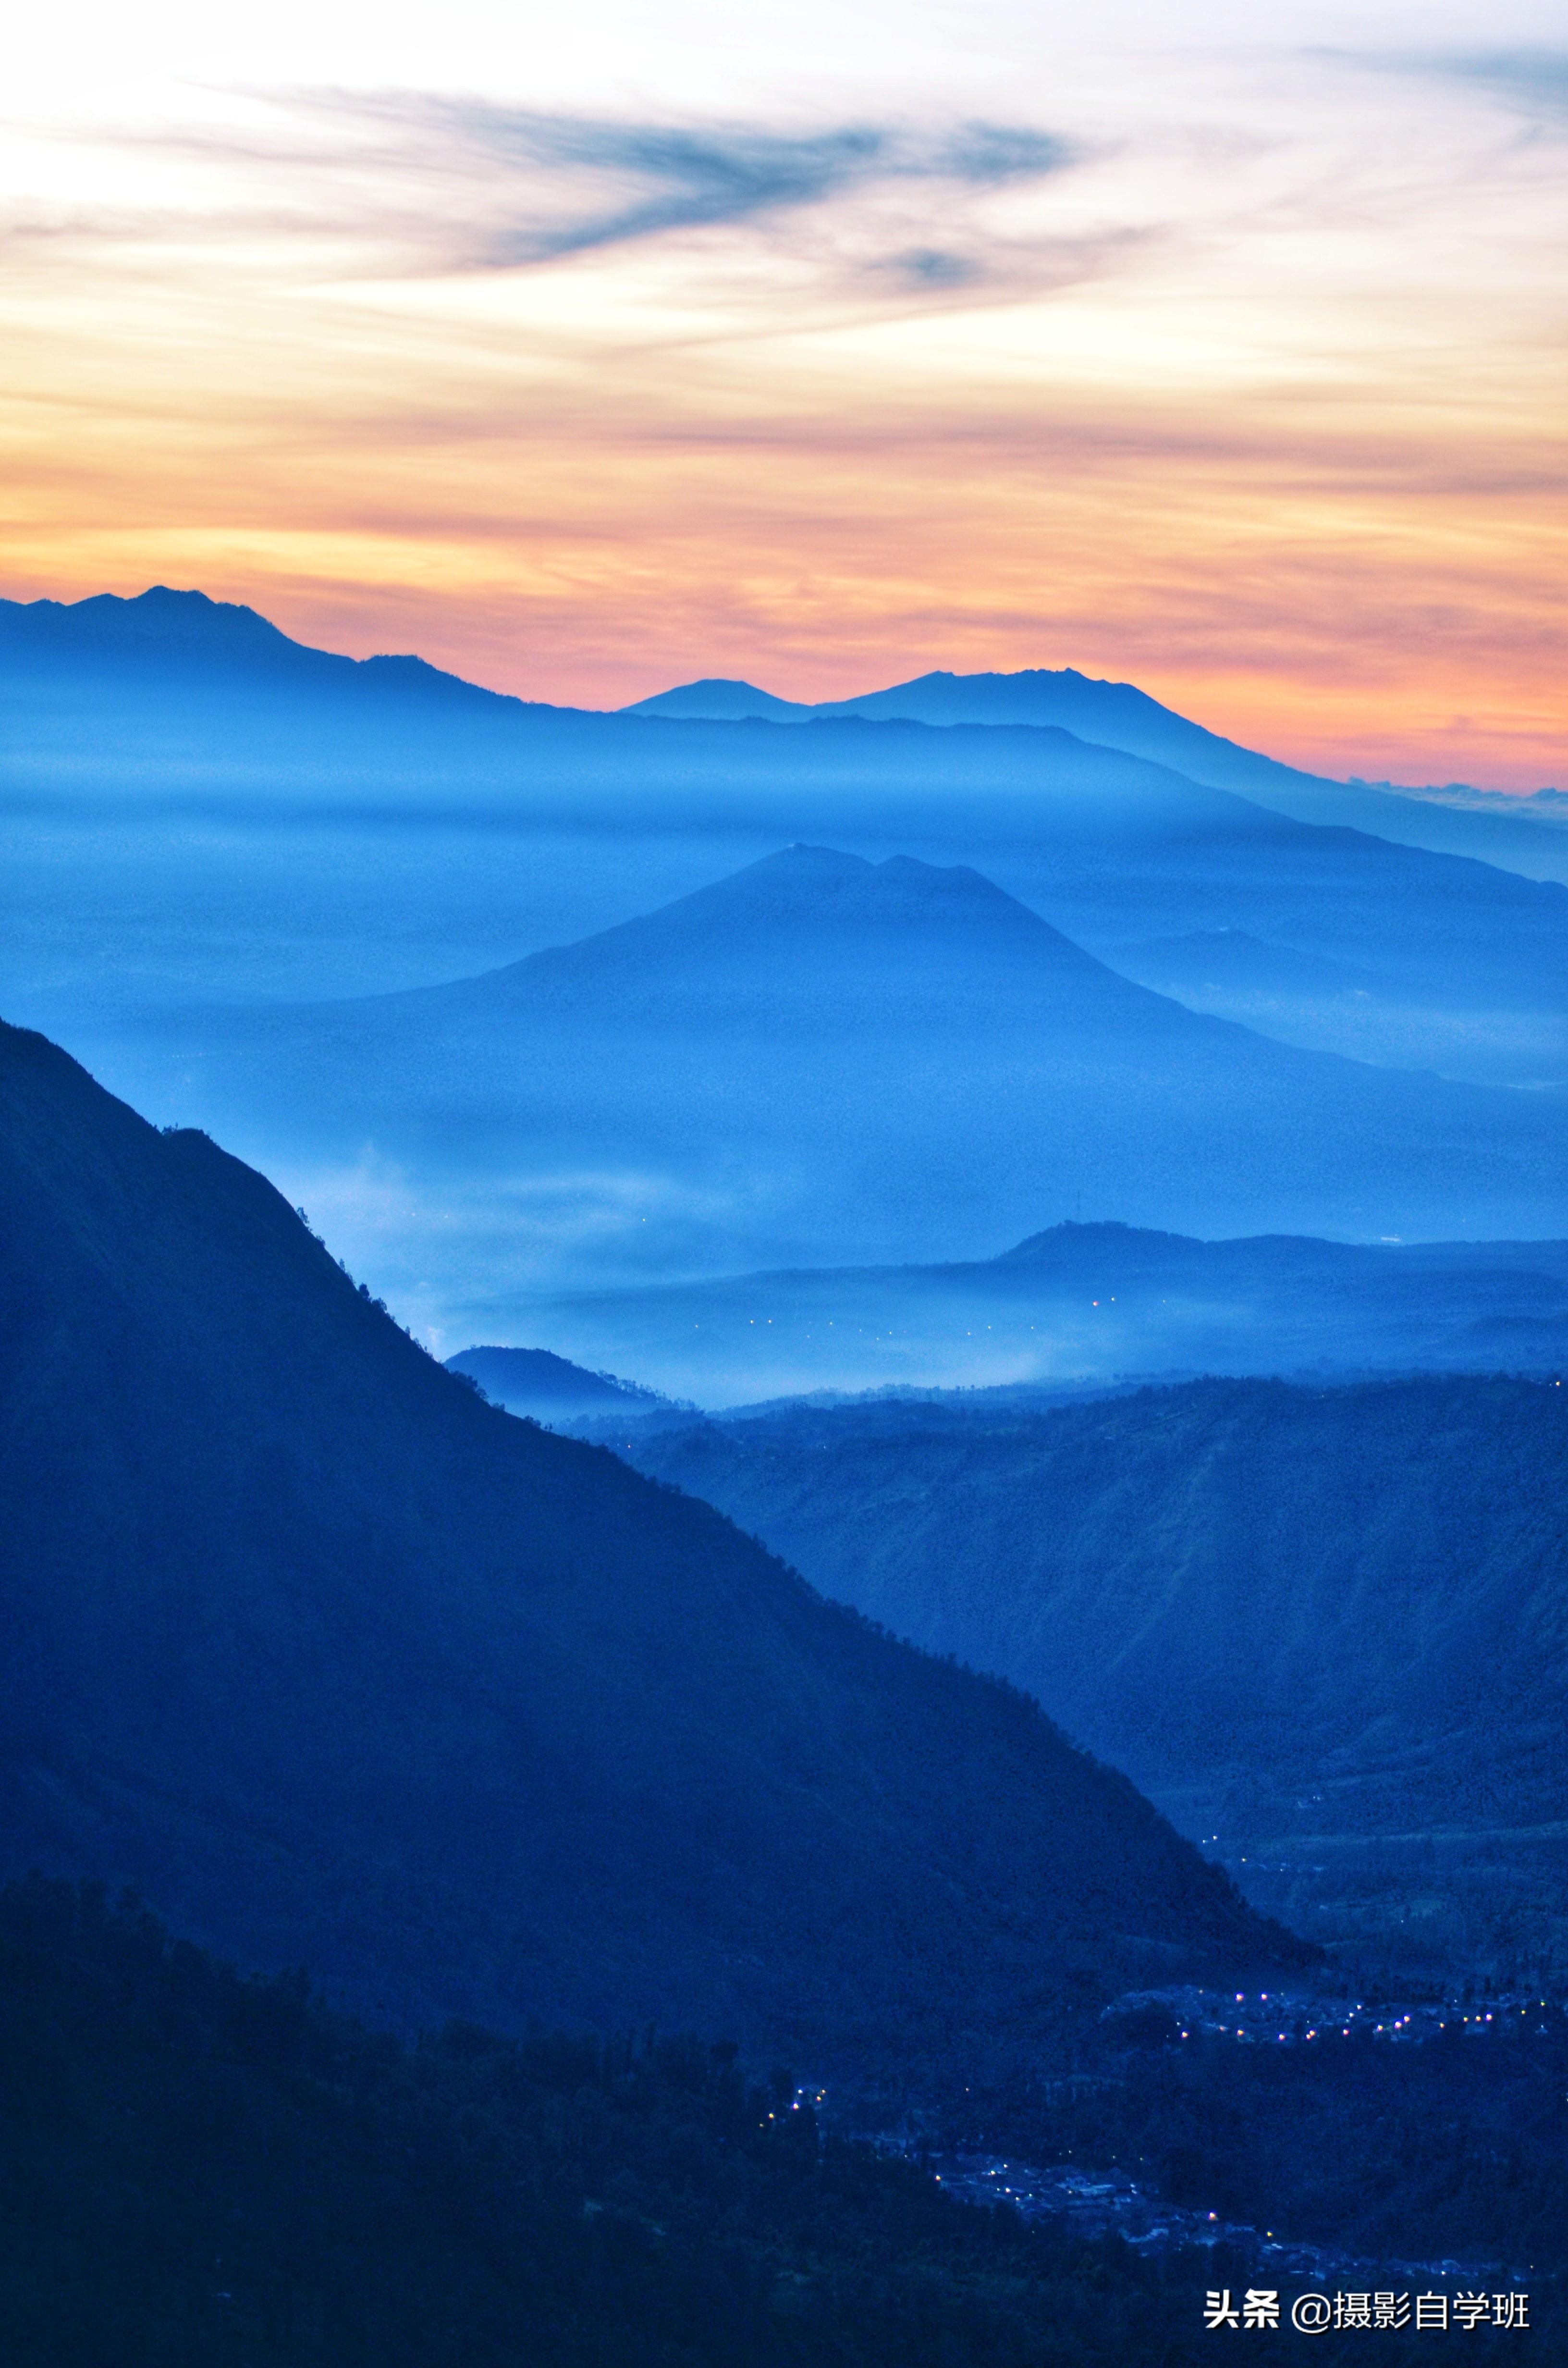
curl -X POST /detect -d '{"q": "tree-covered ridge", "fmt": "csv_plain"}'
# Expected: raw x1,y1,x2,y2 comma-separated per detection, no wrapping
620,1375,1568,1975
622,1374,1568,1838
0,1877,1252,2368
7,1879,1556,2367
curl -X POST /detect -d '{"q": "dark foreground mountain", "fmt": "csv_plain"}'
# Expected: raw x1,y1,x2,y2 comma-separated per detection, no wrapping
520,1218,1568,1405
0,1019,1294,2073
123,851,1568,1300
620,1375,1568,1975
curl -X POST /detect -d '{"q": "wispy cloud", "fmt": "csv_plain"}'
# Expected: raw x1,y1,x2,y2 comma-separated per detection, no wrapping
392,104,1073,264
89,94,1077,284
1338,47,1568,131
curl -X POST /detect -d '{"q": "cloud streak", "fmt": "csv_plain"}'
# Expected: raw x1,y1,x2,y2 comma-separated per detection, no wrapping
416,106,1073,264
115,95,1078,280
1341,47,1568,130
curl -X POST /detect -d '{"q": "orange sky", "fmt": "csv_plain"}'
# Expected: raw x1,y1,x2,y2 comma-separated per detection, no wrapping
3,1,1565,785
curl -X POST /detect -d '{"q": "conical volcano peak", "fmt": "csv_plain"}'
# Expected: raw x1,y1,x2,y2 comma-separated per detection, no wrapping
624,675,809,721
669,843,1045,924
520,844,1102,977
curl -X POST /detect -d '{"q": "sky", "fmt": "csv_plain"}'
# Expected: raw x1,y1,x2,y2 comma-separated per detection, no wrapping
2,1,1565,786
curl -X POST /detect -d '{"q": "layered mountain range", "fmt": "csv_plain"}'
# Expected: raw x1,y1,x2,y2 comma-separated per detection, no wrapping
8,587,1562,881
628,665,1568,882
8,589,1568,1118
105,849,1568,1328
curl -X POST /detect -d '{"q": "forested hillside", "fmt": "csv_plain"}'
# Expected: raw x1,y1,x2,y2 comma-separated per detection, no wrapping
0,1876,1251,2368
623,1377,1568,1968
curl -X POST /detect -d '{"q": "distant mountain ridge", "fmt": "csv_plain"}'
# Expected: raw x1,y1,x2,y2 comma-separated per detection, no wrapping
6,585,1565,890
517,1217,1568,1406
0,585,533,713
627,665,1568,882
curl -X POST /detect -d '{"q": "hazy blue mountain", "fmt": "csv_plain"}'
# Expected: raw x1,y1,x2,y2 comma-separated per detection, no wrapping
0,1017,1292,2068
112,850,1568,1331
633,664,1568,886
620,1373,1568,1968
0,583,527,712
9,589,1568,1109
1108,929,1387,1002
624,675,812,721
446,1342,674,1423
1097,930,1514,1074
516,1219,1568,1406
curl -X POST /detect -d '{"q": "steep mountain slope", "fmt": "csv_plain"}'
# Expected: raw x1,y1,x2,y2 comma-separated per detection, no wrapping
135,850,1568,1298
0,1019,1290,2070
622,1375,1568,1849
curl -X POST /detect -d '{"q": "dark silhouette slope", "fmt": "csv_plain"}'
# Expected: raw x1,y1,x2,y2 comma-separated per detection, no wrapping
0,1020,1291,2067
6,1878,1250,2368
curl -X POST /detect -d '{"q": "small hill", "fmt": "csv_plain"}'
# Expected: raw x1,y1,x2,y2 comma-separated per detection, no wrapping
0,1019,1295,2071
1108,929,1385,1002
446,1343,670,1422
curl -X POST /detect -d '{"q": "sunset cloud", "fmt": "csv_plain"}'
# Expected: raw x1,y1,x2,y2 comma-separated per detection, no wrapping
1,0,1563,787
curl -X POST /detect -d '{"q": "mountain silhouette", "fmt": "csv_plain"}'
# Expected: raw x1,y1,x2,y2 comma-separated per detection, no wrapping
149,848,1568,1301
0,584,528,713
622,674,811,721
0,1017,1295,2067
631,665,1568,885
13,588,1568,1109
513,1219,1568,1406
